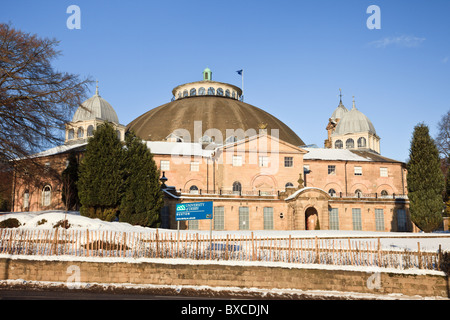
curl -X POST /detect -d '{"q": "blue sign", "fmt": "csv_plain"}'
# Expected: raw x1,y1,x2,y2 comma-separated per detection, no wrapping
176,201,213,221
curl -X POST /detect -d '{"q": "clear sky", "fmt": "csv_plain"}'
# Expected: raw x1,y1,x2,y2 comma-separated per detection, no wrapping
2,0,450,162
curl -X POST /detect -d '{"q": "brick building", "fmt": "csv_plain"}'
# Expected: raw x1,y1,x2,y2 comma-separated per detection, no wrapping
11,69,412,232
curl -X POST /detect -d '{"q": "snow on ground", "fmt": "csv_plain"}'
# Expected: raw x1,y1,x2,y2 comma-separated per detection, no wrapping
1,210,449,252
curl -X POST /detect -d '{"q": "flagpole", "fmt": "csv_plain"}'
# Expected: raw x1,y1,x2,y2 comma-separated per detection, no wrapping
242,69,244,102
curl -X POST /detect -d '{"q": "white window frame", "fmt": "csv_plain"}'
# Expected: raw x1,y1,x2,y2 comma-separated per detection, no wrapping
328,165,336,175
380,167,388,177
259,156,269,167
354,166,362,176
190,161,199,172
232,155,242,167
160,160,170,171
284,157,293,168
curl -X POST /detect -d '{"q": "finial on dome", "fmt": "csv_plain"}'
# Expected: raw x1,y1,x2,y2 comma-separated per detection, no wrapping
339,88,343,103
95,80,100,96
352,96,356,110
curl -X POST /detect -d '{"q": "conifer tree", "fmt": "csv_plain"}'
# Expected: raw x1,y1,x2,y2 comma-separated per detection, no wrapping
119,132,163,227
407,123,445,232
61,152,79,211
78,123,124,221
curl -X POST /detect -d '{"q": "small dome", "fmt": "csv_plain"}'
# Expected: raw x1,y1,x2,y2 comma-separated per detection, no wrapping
331,101,348,121
72,85,119,123
333,101,376,136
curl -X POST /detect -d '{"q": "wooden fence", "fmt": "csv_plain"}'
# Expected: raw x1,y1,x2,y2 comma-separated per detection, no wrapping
0,228,446,272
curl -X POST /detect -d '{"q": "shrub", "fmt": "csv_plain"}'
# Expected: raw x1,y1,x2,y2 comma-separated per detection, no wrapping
0,218,21,228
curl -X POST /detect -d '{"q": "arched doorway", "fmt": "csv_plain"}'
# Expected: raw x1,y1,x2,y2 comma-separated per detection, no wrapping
305,207,318,230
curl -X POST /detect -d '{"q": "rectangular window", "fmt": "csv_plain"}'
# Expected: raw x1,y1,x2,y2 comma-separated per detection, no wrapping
160,160,170,171
259,156,269,167
354,166,362,176
232,155,242,167
380,167,388,177
329,208,339,230
328,165,336,175
284,157,293,167
214,206,225,231
239,207,249,230
188,220,199,230
190,161,199,172
352,208,362,230
375,209,385,231
23,192,29,209
397,209,407,232
263,207,274,230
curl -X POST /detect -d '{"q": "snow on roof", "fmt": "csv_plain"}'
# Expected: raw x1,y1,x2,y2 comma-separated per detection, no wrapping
146,141,213,157
285,187,327,201
303,148,371,162
22,142,87,160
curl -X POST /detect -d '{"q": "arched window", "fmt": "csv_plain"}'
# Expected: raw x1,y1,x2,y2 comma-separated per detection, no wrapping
77,127,84,138
178,92,182,99
198,87,205,95
201,135,212,143
232,91,236,99
190,88,197,96
328,188,337,197
116,130,121,140
358,137,366,148
23,190,30,209
225,89,231,97
232,181,242,194
183,90,188,98
335,140,343,149
380,190,389,197
346,138,354,149
68,129,74,140
285,182,294,189
87,125,94,137
217,88,224,96
355,189,363,197
225,136,237,144
42,185,51,207
189,185,199,194
207,87,215,95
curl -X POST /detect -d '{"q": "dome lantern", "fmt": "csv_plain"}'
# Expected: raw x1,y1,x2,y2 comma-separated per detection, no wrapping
203,67,212,81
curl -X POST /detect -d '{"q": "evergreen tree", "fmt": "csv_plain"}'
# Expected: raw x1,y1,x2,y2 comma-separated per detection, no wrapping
61,152,79,211
78,123,124,221
119,132,163,227
407,123,445,232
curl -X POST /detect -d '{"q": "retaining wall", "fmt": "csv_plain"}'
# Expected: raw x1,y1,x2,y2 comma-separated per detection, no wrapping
0,257,448,299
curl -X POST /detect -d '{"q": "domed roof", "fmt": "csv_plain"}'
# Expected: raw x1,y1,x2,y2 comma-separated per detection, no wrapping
72,85,119,124
333,100,376,136
331,101,348,121
127,96,305,147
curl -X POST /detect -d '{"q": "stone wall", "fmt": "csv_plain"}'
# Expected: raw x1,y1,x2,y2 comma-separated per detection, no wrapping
0,257,448,298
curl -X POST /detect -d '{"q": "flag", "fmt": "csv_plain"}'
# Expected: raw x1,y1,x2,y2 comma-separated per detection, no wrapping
236,69,243,75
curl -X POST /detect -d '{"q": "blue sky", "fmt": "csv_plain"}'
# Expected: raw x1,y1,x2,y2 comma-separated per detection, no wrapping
2,0,450,162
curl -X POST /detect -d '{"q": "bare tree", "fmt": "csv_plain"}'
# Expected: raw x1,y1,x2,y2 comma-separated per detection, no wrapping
0,23,91,167
436,110,450,161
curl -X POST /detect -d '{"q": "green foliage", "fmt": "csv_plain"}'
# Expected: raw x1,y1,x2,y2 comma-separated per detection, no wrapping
77,125,163,226
78,123,125,221
407,123,445,232
119,132,163,227
61,152,79,210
